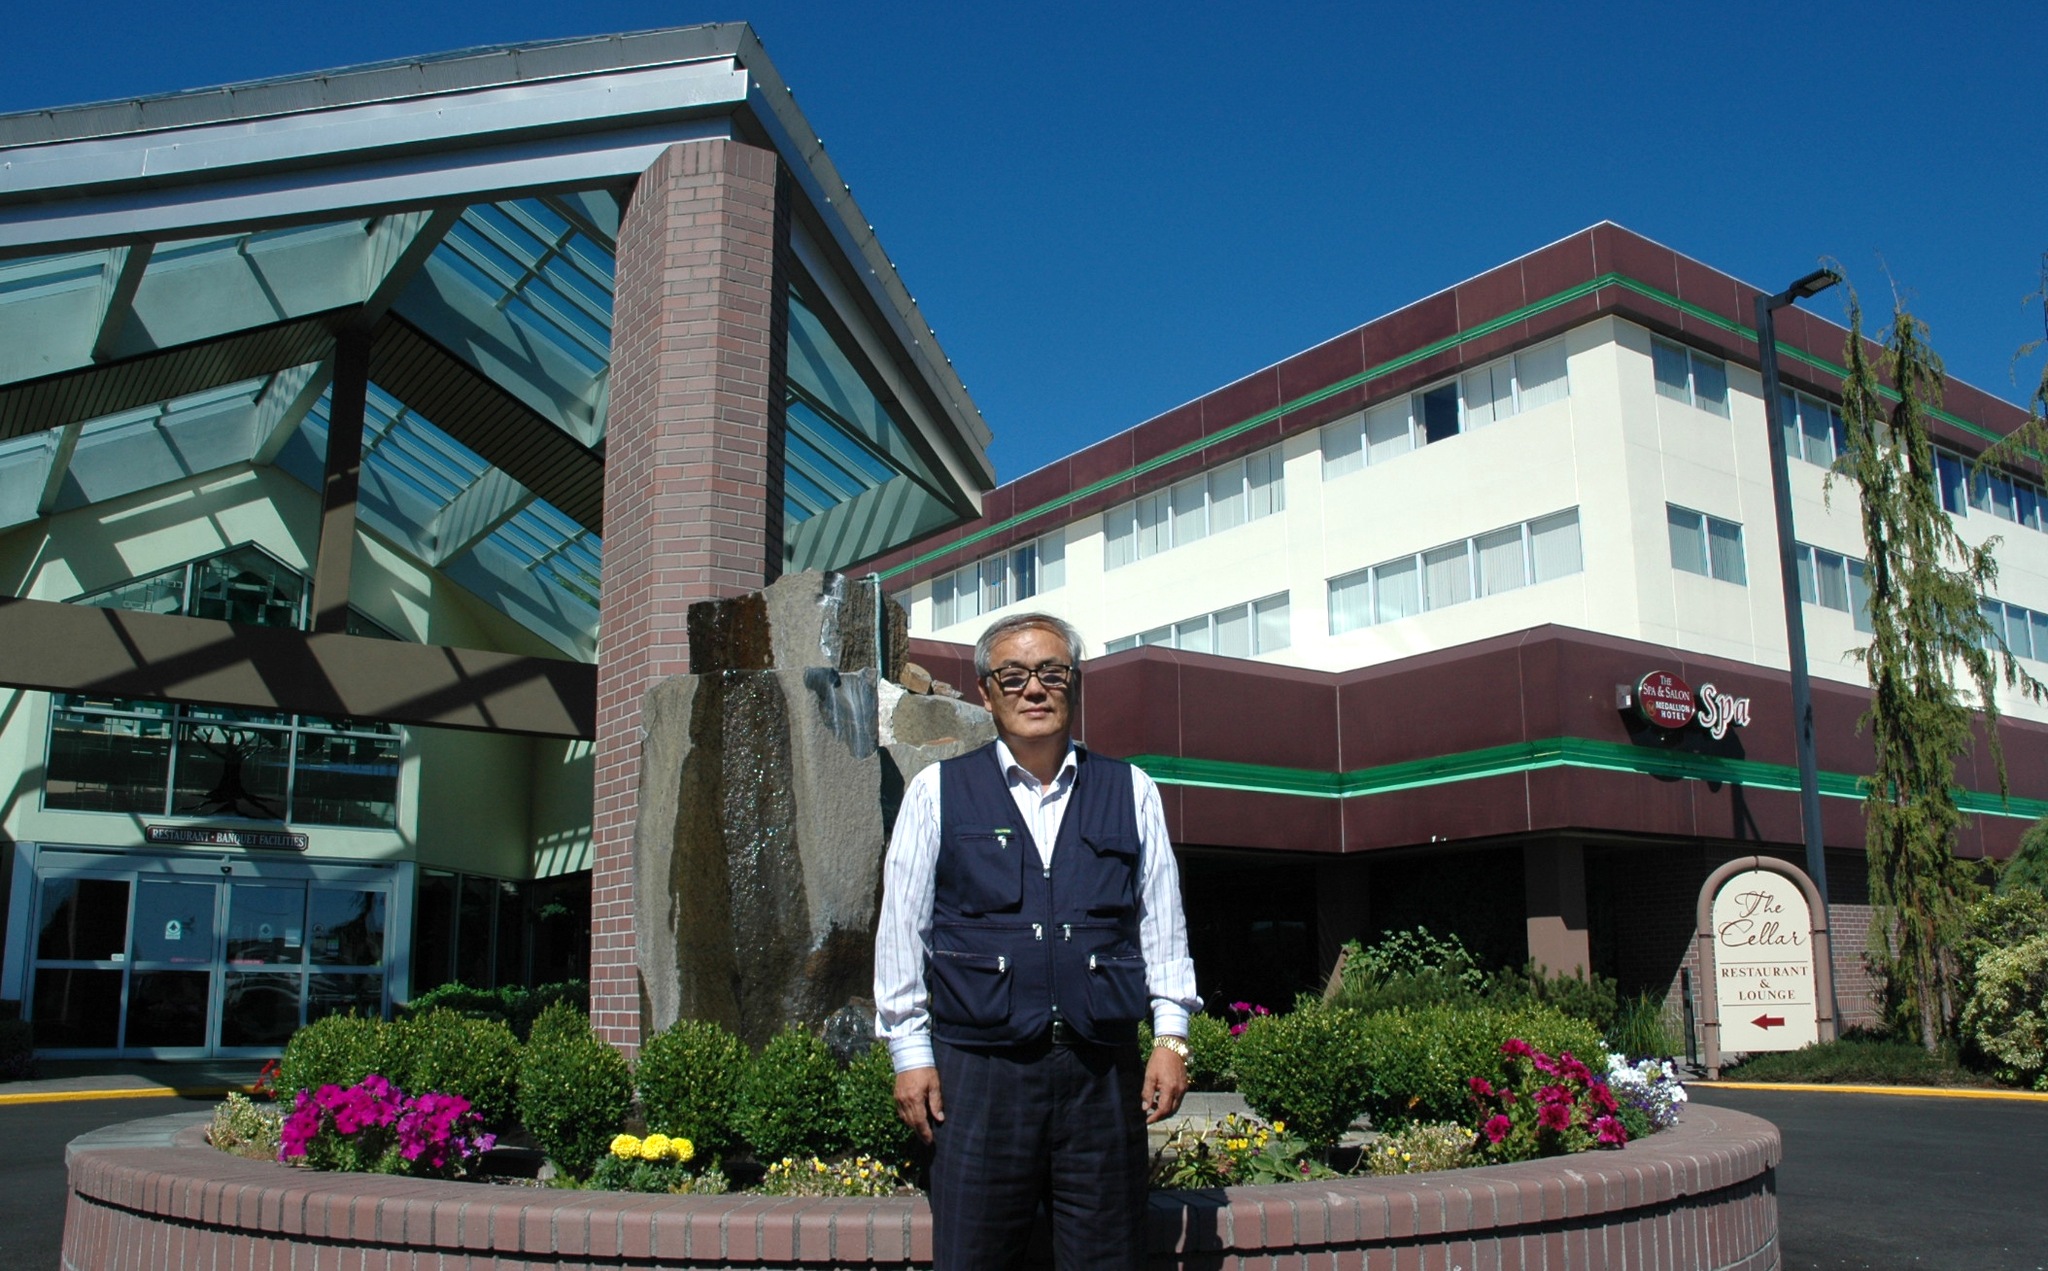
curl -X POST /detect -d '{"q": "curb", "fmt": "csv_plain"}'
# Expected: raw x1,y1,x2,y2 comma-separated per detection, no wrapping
1695,1079,2048,1102
0,1085,246,1106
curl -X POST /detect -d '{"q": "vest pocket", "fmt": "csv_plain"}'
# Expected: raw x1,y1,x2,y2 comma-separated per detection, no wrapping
1082,833,1139,916
943,832,1024,915
1085,952,1149,1024
929,949,1012,1027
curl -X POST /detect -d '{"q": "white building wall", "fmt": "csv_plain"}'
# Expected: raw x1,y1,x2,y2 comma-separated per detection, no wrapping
908,316,2048,727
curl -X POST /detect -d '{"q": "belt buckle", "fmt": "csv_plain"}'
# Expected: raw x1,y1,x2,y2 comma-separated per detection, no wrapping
1048,1019,1074,1046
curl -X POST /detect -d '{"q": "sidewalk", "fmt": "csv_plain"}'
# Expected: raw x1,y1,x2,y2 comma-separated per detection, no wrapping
0,1058,266,1105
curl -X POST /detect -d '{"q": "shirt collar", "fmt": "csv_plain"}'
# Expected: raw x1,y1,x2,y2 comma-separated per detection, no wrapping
993,738,1079,792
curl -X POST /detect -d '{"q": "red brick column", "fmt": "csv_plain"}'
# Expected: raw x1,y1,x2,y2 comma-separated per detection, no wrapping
592,138,785,1050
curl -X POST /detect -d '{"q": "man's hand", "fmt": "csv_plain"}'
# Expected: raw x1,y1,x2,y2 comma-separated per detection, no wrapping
894,1066,946,1144
1141,1044,1190,1124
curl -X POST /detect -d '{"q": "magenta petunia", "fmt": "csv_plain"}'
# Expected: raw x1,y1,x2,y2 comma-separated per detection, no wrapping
1467,1076,1496,1098
1536,1101,1573,1132
1592,1115,1628,1146
1499,1038,1534,1059
1483,1115,1512,1144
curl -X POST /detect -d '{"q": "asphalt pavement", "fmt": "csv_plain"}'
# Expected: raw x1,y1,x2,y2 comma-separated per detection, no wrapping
1692,1086,2048,1271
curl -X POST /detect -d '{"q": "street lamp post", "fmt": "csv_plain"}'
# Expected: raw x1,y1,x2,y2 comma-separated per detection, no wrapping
1756,265,1842,1041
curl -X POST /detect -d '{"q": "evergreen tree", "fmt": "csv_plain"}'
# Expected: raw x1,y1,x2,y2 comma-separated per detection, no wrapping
1832,283,2040,1051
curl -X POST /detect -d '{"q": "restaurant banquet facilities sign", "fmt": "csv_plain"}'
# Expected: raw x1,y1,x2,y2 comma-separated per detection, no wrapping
1694,856,1837,1077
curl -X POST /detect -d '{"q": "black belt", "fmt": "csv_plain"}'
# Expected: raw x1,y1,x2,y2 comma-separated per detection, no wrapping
1048,1019,1080,1047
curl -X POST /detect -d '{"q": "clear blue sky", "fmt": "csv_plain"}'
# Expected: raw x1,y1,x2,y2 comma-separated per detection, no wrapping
4,1,2042,482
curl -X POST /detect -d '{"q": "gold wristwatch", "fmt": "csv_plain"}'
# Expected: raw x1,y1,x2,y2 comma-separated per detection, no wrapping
1153,1034,1191,1059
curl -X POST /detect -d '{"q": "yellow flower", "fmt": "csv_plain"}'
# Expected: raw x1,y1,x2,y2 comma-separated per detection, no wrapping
639,1133,672,1161
1271,1121,1286,1135
672,1137,695,1163
610,1133,642,1160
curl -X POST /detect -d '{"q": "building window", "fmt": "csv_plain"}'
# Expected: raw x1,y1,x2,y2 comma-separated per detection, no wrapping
44,545,404,828
1981,598,2048,663
1327,508,1584,634
1667,505,1747,584
930,529,1066,629
1322,339,1570,480
1776,389,1846,468
1651,338,1730,416
1104,446,1284,569
1934,445,2045,528
1104,592,1290,659
1796,543,1873,634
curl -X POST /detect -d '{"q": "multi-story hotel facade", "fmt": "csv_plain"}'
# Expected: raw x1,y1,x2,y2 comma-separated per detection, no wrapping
874,223,2048,1021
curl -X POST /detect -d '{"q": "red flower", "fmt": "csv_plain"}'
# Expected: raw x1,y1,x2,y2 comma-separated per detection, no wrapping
1483,1115,1513,1144
1537,1101,1573,1132
1500,1038,1534,1059
1536,1084,1572,1107
1467,1077,1496,1098
1591,1082,1619,1114
1592,1115,1629,1146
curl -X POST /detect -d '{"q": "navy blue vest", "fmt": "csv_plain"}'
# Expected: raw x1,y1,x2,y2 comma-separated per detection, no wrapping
927,743,1148,1048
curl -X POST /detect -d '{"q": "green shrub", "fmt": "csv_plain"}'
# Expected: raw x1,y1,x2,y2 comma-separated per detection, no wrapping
398,980,586,1041
1723,1033,1981,1085
207,1092,283,1161
1232,1002,1372,1149
1607,990,1683,1060
2000,817,2048,896
1332,928,1491,1015
636,1018,748,1158
277,1011,398,1098
1961,934,2048,1089
1363,1122,1475,1175
1185,1012,1236,1091
737,1026,845,1162
1355,1003,1606,1130
387,1008,522,1130
838,1043,916,1165
1489,963,1620,1034
517,1002,633,1176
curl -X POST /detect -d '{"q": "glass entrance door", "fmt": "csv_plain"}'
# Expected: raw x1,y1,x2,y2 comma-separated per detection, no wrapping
26,853,399,1058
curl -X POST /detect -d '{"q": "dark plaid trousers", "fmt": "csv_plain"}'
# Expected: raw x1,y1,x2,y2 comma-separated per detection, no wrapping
928,1035,1150,1270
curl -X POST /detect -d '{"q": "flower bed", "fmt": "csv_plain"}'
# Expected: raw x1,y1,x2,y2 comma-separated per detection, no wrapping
63,1102,1782,1270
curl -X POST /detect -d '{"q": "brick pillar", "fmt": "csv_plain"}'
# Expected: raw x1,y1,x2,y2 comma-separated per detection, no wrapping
590,138,786,1050
1524,840,1591,977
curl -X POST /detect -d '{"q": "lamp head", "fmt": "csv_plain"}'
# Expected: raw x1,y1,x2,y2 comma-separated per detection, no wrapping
1788,268,1842,301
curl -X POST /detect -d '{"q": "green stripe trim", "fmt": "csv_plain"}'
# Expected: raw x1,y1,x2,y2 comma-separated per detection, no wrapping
883,271,2023,582
1125,737,2048,822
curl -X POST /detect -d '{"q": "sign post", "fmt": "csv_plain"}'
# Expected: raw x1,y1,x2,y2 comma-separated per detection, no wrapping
1695,855,1835,1077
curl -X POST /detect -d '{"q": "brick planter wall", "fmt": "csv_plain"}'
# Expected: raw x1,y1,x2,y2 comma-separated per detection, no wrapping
63,1105,1780,1269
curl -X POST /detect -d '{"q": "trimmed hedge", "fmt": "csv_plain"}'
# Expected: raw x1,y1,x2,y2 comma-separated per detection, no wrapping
1355,1003,1607,1130
1232,1003,1373,1148
737,1026,844,1162
517,1002,633,1176
636,1018,747,1158
397,980,586,1041
838,1042,917,1166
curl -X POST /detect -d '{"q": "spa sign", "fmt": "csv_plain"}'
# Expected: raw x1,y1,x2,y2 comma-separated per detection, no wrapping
1633,670,1752,739
1709,868,1819,1052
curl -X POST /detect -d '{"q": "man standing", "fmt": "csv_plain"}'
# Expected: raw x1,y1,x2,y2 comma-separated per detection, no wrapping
874,612,1200,1269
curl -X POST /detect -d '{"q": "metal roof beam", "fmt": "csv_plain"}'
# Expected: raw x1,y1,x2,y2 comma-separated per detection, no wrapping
423,467,532,567
34,422,82,515
88,243,151,364
0,593,594,738
249,360,333,465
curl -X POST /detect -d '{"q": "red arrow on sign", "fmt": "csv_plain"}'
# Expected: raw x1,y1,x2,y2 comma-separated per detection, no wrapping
1752,1014,1786,1029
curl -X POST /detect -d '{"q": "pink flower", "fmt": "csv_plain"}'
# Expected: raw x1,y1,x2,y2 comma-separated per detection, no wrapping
1499,1038,1534,1059
1467,1077,1496,1098
1559,1053,1593,1084
1483,1115,1512,1144
1592,1115,1628,1146
1536,1084,1572,1107
1537,1101,1573,1132
1531,1051,1561,1077
1229,1001,1252,1014
1590,1082,1619,1115
1229,1023,1246,1036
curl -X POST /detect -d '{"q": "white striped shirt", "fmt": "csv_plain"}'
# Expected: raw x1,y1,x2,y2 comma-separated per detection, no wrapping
873,740,1202,1073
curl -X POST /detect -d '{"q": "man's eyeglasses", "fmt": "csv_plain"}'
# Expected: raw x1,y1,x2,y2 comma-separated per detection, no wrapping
984,663,1076,694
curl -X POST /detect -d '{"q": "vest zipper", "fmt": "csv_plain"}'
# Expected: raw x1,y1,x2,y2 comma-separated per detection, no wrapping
1032,923,1043,941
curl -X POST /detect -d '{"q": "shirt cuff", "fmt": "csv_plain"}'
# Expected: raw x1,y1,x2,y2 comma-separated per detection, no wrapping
887,1034,936,1074
1151,1002,1191,1039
